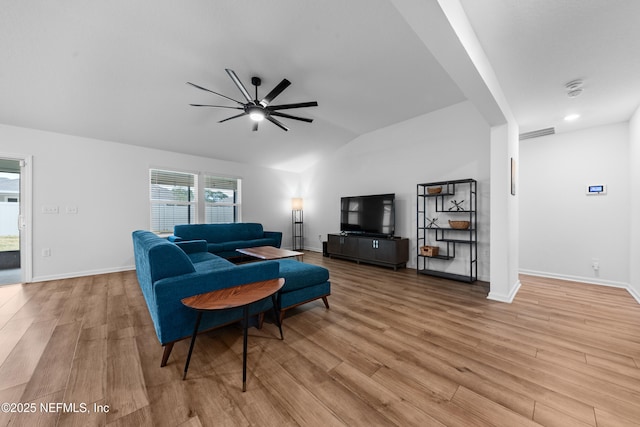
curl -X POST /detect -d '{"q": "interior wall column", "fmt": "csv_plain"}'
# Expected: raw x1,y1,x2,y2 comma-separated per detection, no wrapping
629,105,640,302
487,124,521,302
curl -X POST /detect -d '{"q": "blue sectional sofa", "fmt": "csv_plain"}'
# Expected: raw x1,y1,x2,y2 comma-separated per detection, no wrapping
132,230,330,366
168,223,282,259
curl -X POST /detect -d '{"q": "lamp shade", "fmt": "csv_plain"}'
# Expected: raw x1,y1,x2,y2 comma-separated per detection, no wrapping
291,197,303,210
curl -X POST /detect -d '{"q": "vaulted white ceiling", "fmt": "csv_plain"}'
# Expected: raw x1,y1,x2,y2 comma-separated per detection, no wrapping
0,0,465,172
1,1,638,172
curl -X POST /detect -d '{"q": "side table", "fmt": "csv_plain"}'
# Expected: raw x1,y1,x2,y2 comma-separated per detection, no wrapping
181,278,285,391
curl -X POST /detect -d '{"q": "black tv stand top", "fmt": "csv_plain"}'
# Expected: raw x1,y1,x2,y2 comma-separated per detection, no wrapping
339,232,398,239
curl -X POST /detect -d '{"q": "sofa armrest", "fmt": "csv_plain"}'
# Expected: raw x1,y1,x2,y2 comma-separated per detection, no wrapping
174,239,208,254
264,231,283,248
167,235,184,243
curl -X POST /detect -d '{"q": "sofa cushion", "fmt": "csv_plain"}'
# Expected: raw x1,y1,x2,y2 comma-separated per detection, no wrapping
174,239,208,254
275,259,330,293
206,242,226,254
221,238,277,252
185,251,216,265
174,223,264,243
191,255,235,272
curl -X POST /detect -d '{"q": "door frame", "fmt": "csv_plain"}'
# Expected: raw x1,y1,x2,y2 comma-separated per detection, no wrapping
0,153,32,283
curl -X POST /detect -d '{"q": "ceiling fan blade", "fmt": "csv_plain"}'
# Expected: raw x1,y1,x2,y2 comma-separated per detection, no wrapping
268,101,318,111
266,116,289,131
259,79,291,107
218,112,247,123
189,104,243,109
225,69,253,103
186,82,244,106
270,111,313,123
252,122,259,132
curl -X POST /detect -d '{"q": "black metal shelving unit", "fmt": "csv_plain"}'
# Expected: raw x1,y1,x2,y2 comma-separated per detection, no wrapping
417,178,477,282
292,210,303,251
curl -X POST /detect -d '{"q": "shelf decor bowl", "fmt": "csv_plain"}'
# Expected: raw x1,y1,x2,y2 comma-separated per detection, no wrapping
427,186,442,195
448,220,470,230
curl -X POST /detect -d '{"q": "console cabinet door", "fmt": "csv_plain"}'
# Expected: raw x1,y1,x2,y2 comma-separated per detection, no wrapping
373,239,401,264
327,234,342,254
357,237,375,260
327,234,358,257
357,238,408,264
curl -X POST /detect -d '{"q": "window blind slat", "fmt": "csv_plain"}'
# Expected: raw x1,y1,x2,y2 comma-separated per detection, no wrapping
203,175,237,191
150,169,195,187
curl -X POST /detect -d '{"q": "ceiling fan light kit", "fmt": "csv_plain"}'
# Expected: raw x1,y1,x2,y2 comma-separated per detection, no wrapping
188,69,318,131
248,106,265,122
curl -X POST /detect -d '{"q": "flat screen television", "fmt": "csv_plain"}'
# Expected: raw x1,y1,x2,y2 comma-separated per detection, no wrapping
340,193,395,237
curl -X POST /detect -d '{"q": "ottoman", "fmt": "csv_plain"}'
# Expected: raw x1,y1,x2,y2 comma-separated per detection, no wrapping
274,259,331,321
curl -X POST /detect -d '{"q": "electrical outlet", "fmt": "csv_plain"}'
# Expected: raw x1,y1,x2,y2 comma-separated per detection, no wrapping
42,248,51,257
318,234,322,241
592,258,600,271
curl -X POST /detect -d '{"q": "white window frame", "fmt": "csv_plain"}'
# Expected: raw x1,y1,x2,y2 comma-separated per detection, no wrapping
149,168,241,234
202,174,242,224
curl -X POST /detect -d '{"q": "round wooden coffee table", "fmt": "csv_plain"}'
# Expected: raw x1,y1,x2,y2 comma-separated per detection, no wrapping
181,278,285,391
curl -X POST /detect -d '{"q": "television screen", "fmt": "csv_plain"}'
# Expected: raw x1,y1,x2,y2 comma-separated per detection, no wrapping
340,193,395,237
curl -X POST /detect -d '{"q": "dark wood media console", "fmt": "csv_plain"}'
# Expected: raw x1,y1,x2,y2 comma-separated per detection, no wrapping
327,234,409,270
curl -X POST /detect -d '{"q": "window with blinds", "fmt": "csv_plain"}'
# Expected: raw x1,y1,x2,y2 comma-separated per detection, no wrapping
203,175,240,224
150,169,196,233
149,169,240,233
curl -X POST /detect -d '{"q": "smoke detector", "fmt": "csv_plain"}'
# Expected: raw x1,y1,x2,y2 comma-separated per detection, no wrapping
565,79,584,98
567,88,583,98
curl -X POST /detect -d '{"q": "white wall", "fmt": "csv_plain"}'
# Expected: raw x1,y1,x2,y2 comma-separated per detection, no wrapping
519,122,631,288
0,124,298,282
300,101,492,280
629,106,640,301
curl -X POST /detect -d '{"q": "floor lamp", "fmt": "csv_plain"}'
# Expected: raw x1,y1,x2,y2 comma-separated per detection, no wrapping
291,198,303,251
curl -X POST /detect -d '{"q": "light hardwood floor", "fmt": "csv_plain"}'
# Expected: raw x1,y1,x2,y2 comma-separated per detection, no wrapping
1,252,639,426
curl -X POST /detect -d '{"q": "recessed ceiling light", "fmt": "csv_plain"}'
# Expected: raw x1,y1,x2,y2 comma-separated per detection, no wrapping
564,113,580,121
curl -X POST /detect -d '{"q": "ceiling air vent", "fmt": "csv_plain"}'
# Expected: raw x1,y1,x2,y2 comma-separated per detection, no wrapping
519,127,555,140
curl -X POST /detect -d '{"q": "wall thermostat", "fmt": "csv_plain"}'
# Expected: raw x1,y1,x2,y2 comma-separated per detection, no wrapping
586,184,606,195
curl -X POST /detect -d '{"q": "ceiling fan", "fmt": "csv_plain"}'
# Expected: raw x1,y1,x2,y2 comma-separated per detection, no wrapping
187,69,318,131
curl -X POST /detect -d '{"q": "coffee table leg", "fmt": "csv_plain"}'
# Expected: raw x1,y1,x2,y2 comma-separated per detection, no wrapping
242,305,249,392
271,294,284,340
183,311,203,380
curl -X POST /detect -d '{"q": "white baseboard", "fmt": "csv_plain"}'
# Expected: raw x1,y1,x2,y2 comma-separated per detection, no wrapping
303,245,323,253
519,269,640,304
487,279,521,303
30,265,135,283
628,286,640,304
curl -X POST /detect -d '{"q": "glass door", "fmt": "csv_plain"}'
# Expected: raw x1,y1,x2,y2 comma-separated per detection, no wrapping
0,158,22,285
